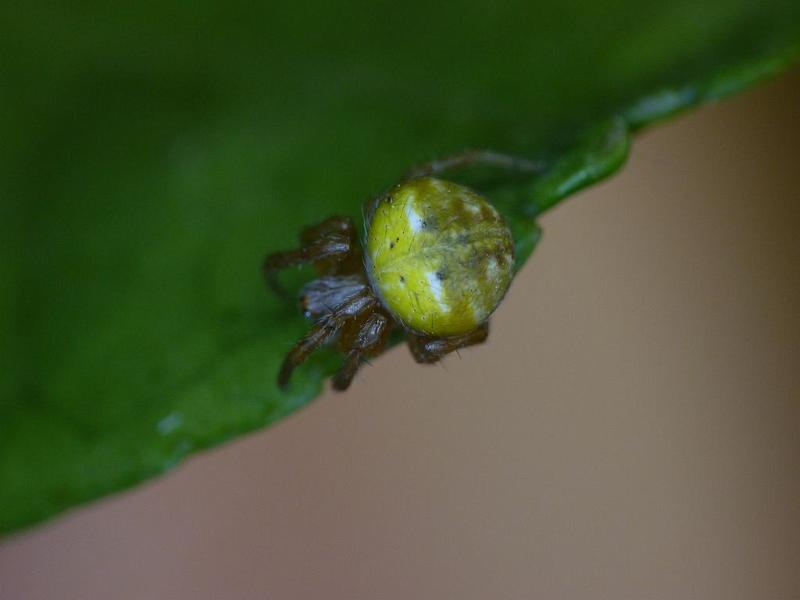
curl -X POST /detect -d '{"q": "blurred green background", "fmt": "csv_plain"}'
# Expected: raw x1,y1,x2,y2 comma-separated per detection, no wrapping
1,1,799,534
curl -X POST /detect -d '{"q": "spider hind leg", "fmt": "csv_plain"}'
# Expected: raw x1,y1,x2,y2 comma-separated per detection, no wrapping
407,322,489,364
403,149,544,180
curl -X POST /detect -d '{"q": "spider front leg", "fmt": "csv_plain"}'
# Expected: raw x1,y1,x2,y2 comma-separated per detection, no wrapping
333,312,392,391
404,149,544,180
263,215,358,296
278,289,376,389
407,322,490,364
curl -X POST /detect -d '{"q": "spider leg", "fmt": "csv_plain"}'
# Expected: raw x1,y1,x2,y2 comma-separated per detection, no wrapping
407,322,489,364
299,215,354,246
299,274,368,320
403,149,544,180
263,216,357,297
332,312,391,391
277,289,376,389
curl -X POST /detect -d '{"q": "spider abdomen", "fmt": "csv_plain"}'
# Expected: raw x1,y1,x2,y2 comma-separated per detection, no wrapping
366,176,514,336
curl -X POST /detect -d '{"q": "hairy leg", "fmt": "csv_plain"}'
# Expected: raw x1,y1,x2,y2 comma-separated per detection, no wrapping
333,312,392,391
299,215,353,246
299,274,369,319
404,149,544,180
407,322,489,364
278,289,376,388
263,216,357,296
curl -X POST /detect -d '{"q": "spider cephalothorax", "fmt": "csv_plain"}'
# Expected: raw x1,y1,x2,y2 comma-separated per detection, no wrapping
264,149,541,390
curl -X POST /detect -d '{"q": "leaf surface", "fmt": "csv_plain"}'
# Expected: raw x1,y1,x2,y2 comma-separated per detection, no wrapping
2,1,798,534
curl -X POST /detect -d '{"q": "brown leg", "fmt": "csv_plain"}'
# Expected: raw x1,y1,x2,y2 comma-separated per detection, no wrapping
407,322,489,364
299,215,354,246
332,312,391,391
299,274,368,319
277,290,376,388
263,216,356,296
404,149,544,180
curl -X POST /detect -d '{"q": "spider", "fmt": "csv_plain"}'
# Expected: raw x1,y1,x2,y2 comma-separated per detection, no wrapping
264,149,542,391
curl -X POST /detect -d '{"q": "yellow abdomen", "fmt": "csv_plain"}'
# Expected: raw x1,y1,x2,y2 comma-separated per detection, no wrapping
366,177,515,336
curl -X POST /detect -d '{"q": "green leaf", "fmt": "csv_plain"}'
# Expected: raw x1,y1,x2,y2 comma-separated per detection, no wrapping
2,1,798,535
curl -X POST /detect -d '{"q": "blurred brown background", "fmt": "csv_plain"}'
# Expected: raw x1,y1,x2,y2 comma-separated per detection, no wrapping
1,69,799,600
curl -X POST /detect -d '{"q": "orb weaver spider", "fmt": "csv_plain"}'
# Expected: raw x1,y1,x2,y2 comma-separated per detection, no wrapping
264,149,542,390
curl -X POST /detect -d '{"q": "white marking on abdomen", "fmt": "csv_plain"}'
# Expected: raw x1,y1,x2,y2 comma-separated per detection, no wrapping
487,257,499,277
463,201,480,215
406,201,424,232
426,271,449,312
